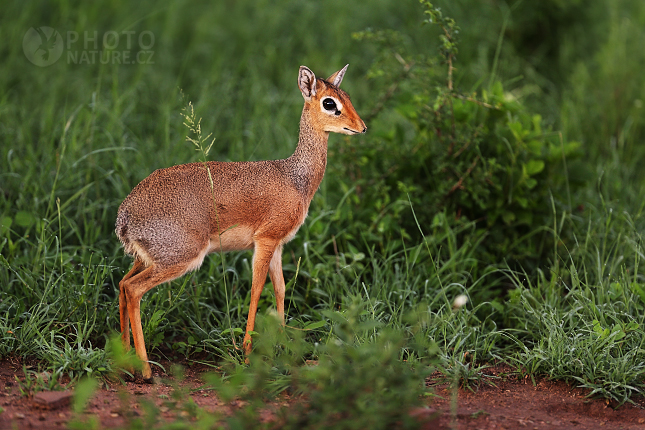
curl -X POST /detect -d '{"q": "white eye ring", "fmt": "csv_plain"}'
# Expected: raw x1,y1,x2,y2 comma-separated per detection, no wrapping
320,96,342,115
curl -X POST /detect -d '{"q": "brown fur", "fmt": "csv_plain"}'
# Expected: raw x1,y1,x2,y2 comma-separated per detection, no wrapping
116,65,366,380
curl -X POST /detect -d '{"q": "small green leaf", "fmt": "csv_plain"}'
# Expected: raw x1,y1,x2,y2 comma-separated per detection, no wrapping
303,320,327,331
631,283,645,304
525,160,545,176
611,325,626,341
509,121,525,141
352,252,365,262
527,140,543,156
14,211,36,228
489,299,505,312
525,178,538,189
431,212,445,228
625,321,640,332
531,114,543,134
502,211,516,224
173,342,187,350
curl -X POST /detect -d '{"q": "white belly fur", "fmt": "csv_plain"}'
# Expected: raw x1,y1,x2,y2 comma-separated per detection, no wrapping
183,218,306,275
209,224,256,253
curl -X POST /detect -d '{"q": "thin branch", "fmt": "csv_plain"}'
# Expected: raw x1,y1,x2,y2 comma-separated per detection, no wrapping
445,155,480,199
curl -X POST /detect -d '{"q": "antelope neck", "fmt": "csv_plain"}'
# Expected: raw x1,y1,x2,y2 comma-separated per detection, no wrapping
285,106,330,201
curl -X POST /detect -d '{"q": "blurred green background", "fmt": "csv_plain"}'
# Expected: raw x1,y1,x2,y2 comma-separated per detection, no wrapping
2,0,645,404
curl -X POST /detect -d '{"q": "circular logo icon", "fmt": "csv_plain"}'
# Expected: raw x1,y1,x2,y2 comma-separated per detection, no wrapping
23,27,64,67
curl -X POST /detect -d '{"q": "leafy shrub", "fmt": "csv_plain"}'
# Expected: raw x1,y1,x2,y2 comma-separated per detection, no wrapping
327,1,582,281
207,298,439,430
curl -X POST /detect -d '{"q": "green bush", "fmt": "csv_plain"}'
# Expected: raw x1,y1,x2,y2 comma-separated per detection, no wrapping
327,2,582,281
207,299,439,430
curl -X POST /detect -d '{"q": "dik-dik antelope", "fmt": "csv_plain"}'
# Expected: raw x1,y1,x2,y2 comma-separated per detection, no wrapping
116,64,366,381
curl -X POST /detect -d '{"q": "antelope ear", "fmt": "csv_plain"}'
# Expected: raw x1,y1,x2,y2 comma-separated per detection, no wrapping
327,64,349,87
298,66,317,99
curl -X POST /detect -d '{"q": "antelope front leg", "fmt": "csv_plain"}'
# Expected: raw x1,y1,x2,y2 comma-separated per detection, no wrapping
268,244,286,324
244,239,279,356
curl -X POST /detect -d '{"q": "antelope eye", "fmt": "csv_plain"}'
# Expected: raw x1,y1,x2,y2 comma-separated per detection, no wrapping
322,98,337,111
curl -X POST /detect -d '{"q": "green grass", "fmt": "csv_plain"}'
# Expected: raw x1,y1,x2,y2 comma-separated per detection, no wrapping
2,0,645,425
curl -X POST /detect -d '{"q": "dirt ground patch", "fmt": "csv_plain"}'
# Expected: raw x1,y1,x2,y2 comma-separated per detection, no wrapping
428,366,645,429
1,358,644,429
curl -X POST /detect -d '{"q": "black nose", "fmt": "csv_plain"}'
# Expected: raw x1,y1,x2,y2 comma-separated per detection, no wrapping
361,127,367,134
